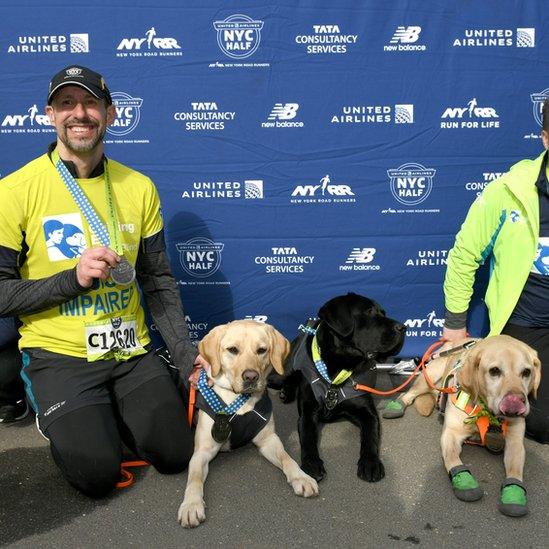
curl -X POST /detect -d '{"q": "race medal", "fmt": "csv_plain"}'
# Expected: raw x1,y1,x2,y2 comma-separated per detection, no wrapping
325,388,339,410
212,413,232,443
110,256,136,286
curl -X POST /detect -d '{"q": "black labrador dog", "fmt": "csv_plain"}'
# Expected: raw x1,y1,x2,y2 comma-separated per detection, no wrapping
279,293,405,482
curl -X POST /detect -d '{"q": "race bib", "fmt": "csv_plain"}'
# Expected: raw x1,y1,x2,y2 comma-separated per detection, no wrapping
85,316,144,361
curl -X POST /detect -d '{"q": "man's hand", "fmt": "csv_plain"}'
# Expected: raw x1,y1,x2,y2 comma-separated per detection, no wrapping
442,327,468,342
76,247,120,288
188,354,212,388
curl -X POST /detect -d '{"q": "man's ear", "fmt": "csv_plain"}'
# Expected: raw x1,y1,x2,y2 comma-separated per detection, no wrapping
45,105,55,125
198,324,228,377
106,104,116,126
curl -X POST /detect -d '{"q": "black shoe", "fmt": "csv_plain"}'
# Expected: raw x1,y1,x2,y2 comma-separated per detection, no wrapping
0,399,29,423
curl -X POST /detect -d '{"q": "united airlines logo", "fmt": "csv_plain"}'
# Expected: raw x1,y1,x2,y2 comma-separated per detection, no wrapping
213,14,263,59
384,26,426,51
440,98,500,129
181,179,264,200
388,163,436,206
176,238,225,278
262,103,304,128
107,92,143,136
453,28,535,48
7,33,89,54
331,104,414,124
245,180,264,198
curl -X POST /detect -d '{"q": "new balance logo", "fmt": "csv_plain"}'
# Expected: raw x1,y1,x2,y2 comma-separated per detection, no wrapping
268,103,299,120
346,248,376,264
390,26,421,44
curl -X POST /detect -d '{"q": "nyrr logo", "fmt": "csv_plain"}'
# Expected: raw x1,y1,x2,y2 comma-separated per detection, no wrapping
452,28,535,48
404,311,444,337
440,98,500,129
116,27,182,57
290,175,356,204
339,248,381,272
7,33,89,54
1,104,54,134
294,24,358,54
262,103,304,128
213,14,264,59
176,238,225,278
106,92,143,136
173,101,236,131
331,104,414,124
388,163,436,206
384,26,426,51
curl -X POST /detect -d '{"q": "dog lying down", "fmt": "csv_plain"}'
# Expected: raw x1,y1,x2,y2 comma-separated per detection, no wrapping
178,320,318,528
280,293,405,483
383,335,541,517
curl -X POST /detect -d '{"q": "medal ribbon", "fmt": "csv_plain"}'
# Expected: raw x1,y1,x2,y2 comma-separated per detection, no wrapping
310,333,353,386
52,149,123,255
196,369,250,414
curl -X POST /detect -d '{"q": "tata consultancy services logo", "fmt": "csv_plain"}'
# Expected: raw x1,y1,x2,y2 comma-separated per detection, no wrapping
107,92,143,136
388,163,436,206
176,238,224,278
213,14,263,59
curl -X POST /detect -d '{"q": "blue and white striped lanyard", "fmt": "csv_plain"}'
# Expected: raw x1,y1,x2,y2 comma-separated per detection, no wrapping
197,369,250,414
52,150,122,254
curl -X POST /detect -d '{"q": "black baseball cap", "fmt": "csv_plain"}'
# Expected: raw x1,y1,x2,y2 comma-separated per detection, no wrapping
47,65,112,105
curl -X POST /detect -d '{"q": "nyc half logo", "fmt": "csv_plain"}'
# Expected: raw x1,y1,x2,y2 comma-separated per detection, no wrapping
531,88,549,127
106,92,143,136
176,238,225,279
440,98,499,129
388,163,436,206
213,14,263,59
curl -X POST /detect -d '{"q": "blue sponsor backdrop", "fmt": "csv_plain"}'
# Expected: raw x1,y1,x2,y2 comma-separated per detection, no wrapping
1,0,547,357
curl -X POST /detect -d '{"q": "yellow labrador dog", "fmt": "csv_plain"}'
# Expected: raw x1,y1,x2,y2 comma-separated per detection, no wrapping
384,335,540,516
178,320,319,528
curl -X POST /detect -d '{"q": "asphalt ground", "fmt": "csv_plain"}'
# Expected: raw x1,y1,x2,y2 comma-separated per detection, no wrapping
1,374,548,548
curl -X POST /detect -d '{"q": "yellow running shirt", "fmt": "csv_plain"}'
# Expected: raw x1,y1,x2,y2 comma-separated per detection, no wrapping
0,152,164,360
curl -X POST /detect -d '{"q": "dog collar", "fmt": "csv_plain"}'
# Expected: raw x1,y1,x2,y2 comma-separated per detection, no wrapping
196,369,251,414
311,334,353,385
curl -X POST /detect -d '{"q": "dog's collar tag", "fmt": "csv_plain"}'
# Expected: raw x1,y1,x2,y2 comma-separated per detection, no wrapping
212,413,232,443
325,388,339,410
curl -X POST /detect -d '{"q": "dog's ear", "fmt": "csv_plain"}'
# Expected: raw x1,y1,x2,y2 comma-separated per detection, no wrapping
198,324,228,377
458,345,482,401
267,325,290,375
530,353,541,398
318,297,354,338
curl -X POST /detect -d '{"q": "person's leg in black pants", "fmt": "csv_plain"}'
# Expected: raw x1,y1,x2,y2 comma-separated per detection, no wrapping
0,339,27,422
501,324,549,444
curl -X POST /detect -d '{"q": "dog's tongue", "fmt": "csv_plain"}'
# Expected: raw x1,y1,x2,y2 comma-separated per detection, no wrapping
499,394,526,416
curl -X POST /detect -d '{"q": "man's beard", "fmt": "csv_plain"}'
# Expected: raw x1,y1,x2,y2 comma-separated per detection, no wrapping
59,120,106,153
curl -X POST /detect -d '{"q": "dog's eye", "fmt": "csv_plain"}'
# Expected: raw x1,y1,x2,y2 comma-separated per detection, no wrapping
227,346,239,355
257,347,267,355
521,369,531,378
488,367,502,377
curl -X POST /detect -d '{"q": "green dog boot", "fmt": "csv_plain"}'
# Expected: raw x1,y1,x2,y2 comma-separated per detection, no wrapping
448,465,483,502
498,478,528,517
382,399,405,419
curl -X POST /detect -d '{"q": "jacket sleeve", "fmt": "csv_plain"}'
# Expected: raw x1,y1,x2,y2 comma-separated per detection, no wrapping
444,181,506,322
0,246,87,317
135,243,198,376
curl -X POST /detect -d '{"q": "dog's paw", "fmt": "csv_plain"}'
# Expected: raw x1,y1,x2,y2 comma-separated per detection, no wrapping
290,473,319,498
177,499,206,528
357,458,385,482
301,458,327,482
279,386,296,403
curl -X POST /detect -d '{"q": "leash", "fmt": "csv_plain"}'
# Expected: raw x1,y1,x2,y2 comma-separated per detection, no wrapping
117,369,198,490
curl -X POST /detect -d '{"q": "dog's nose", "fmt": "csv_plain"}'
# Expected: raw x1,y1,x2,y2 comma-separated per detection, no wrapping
242,370,259,383
394,323,405,333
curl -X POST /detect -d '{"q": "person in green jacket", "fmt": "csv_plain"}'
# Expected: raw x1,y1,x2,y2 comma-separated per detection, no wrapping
443,98,549,444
